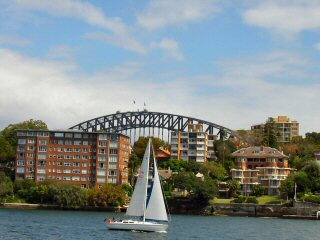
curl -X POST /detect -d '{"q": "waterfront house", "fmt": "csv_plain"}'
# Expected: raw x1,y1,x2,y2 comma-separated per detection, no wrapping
231,146,295,196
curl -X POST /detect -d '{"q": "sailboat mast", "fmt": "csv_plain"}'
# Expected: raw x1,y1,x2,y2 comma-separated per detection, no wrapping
142,139,151,222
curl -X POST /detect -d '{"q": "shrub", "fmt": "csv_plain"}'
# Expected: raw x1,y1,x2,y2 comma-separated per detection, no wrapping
303,195,320,204
246,196,258,204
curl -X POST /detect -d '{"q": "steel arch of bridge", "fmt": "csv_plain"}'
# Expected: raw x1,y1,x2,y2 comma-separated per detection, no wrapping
69,111,239,140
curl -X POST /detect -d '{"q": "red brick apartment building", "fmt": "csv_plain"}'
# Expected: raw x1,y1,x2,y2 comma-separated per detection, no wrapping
15,130,130,188
231,146,295,196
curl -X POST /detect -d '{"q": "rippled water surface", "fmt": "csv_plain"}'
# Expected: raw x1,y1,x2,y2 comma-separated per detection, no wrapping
0,208,319,240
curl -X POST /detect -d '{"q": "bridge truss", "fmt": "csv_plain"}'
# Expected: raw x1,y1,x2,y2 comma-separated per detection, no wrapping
69,111,239,143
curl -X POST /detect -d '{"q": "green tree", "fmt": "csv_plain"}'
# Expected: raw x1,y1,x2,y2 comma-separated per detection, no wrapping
227,180,241,198
262,118,278,148
159,159,188,172
279,175,295,199
214,139,237,170
132,137,169,159
250,184,266,197
0,119,48,175
54,183,86,208
128,153,141,185
201,162,227,181
170,172,218,203
87,184,126,207
0,172,13,202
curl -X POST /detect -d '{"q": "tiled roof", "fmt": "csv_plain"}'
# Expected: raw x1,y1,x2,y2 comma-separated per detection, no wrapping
232,146,288,158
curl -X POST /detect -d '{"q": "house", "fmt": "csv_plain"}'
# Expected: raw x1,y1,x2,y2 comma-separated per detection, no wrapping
231,146,295,196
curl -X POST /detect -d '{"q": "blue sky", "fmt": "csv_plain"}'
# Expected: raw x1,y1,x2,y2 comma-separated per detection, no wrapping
0,0,319,135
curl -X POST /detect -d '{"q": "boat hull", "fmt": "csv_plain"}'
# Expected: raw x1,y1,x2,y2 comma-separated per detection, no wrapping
107,220,168,232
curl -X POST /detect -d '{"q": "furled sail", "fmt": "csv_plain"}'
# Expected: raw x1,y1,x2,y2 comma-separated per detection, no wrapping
126,139,150,217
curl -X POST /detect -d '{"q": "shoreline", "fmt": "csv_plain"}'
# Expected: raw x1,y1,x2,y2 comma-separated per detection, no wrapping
0,202,127,212
1,202,319,220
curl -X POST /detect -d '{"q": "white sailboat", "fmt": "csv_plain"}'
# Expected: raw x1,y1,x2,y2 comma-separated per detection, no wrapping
106,138,169,232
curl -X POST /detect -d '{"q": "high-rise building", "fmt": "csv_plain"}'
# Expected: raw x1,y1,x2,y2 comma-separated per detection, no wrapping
231,146,294,196
251,116,300,144
15,130,130,188
170,123,216,162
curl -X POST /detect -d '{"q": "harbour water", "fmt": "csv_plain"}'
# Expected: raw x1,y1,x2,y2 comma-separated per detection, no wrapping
0,208,319,240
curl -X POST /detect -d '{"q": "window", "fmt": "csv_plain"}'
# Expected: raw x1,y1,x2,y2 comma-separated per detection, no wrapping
39,139,47,145
98,163,106,169
27,160,34,165
97,177,106,183
82,155,88,160
109,141,118,148
17,160,24,166
58,140,64,145
108,164,117,169
98,156,106,161
73,162,80,167
27,146,35,151
108,170,117,176
98,148,106,154
82,163,87,167
97,170,106,176
65,140,72,145
74,133,82,138
65,148,72,152
83,141,88,146
99,134,108,140
65,133,73,138
107,178,117,183
109,149,118,154
65,155,72,159
57,169,62,173
63,169,71,173
99,141,108,147
63,176,71,181
27,153,35,158
37,168,46,174
74,140,81,145
81,169,88,174
69,169,78,174
18,146,25,151
74,148,81,152
37,175,46,181
54,132,64,137
18,139,26,144
27,138,35,144
109,156,118,162
73,155,81,160
38,146,47,152
81,177,87,181
57,162,63,166
64,162,72,166
37,154,46,160
110,135,118,140
72,176,80,181
58,155,64,159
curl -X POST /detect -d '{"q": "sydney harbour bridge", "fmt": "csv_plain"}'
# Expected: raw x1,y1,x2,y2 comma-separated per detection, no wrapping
69,111,240,143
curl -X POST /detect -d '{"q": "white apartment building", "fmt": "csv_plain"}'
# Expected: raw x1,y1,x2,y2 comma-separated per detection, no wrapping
170,123,216,162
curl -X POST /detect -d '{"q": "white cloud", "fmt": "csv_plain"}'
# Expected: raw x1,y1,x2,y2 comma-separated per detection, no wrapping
0,35,32,46
0,48,319,136
242,0,320,37
86,31,147,55
150,38,185,61
13,0,146,54
137,0,221,30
